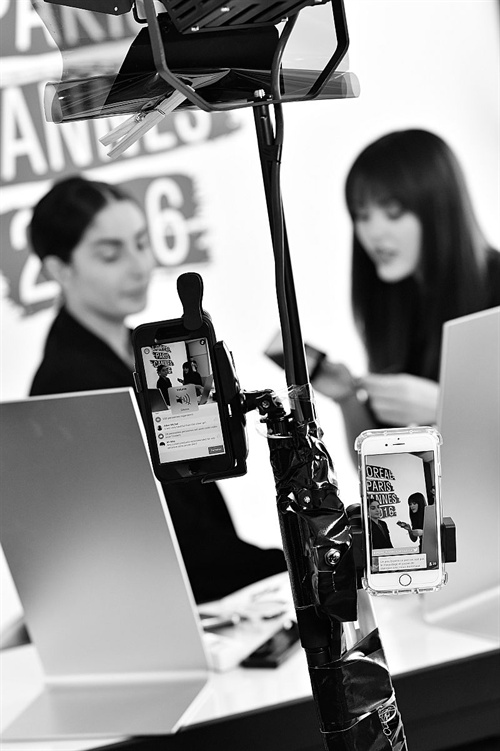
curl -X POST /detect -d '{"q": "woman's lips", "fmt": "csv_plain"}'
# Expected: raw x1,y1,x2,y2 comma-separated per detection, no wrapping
374,248,397,263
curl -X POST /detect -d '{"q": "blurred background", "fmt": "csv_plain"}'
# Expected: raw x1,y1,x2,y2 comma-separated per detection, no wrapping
1,0,499,628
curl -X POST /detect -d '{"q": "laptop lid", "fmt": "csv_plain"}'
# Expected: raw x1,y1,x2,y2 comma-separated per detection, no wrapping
0,388,209,740
423,306,500,641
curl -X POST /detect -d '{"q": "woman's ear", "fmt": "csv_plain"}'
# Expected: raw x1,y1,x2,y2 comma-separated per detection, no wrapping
43,255,70,287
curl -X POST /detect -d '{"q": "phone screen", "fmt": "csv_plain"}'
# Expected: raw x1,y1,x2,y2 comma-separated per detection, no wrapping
364,451,440,575
140,337,226,464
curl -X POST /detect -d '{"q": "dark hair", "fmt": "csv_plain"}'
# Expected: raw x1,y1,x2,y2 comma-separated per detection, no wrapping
29,176,137,264
408,492,426,528
345,129,491,380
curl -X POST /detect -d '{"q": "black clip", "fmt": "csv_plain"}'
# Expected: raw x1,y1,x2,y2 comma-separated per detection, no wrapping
177,272,204,331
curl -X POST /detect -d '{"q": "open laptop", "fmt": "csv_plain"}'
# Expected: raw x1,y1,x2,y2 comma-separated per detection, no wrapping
0,388,209,741
423,306,500,642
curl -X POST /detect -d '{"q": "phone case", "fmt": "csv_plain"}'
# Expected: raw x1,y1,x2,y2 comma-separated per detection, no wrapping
356,426,446,596
132,316,239,483
355,425,443,453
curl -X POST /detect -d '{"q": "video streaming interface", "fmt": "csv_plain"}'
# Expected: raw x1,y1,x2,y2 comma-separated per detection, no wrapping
141,338,226,464
365,452,439,574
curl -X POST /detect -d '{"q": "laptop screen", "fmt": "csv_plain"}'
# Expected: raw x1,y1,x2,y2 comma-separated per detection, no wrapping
0,388,208,738
424,306,500,639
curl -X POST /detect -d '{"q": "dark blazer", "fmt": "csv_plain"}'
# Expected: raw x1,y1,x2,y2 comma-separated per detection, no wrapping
30,308,286,602
370,518,393,550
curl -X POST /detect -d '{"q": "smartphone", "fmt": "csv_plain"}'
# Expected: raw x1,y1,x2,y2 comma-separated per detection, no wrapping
264,330,326,382
356,427,446,595
241,621,300,668
198,611,242,631
132,315,241,483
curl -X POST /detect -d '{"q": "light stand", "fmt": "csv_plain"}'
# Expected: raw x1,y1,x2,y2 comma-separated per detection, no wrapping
240,97,408,748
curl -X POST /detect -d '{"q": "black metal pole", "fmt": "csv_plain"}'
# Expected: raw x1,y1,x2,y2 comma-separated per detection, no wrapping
252,101,311,397
251,100,343,667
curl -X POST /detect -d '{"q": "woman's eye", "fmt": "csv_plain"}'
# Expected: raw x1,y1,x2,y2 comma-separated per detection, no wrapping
354,208,369,222
137,238,150,252
384,202,405,219
99,248,121,263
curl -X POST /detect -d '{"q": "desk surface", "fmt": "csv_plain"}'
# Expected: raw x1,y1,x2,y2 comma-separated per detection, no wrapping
2,595,499,751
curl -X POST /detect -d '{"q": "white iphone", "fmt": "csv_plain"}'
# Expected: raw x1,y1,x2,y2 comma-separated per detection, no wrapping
355,426,447,595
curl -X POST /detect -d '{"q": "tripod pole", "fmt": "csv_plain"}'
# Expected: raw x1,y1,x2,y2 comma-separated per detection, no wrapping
249,101,407,749
252,100,313,417
252,98,344,662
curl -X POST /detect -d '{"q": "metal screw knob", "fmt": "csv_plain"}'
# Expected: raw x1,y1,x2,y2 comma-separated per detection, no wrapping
324,548,341,566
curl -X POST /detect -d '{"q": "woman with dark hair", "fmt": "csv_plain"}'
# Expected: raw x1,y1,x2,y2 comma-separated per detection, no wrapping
156,364,172,406
368,500,393,551
28,175,286,603
29,175,153,395
314,129,500,452
178,360,203,395
398,492,426,551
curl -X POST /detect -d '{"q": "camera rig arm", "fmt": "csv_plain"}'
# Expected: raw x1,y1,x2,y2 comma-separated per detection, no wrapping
176,269,408,747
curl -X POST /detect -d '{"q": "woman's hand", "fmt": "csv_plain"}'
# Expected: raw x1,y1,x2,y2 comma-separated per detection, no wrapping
397,521,422,541
397,521,411,532
360,373,439,426
312,360,358,403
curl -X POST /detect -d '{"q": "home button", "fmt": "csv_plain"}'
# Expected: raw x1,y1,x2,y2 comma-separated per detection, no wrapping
399,574,412,587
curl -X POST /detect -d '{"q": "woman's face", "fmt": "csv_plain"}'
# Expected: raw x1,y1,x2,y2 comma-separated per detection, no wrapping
354,200,422,283
369,501,382,521
60,200,154,322
409,500,419,514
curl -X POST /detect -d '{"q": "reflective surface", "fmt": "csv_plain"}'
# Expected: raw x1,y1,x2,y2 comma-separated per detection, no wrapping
32,1,359,122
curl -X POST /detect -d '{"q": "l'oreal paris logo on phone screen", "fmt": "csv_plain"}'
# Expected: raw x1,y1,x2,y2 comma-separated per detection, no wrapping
365,453,439,573
141,339,226,464
358,428,445,594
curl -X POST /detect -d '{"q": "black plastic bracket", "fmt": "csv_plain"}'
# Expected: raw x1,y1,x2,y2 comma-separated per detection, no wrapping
442,516,457,563
44,0,132,14
177,272,204,331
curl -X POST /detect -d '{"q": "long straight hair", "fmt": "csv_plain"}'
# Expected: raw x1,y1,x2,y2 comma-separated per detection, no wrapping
408,492,426,530
345,130,491,380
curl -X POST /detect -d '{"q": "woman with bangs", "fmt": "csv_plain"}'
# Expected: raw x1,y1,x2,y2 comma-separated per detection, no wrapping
313,129,500,457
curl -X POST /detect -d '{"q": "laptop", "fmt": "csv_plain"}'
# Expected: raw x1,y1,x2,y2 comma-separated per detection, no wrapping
423,306,500,642
0,388,209,740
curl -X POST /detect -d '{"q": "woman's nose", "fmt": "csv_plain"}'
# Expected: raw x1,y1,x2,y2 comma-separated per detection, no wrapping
365,212,390,242
129,247,154,278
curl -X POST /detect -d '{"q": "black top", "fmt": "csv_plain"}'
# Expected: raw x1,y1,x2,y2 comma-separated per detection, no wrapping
184,370,203,386
369,518,393,550
30,308,286,602
484,248,500,308
156,376,172,404
364,248,500,428
30,307,134,396
366,247,500,382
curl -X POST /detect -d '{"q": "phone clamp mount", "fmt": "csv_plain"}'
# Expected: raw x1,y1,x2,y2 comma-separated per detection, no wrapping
176,271,412,749
346,504,457,590
175,272,249,482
